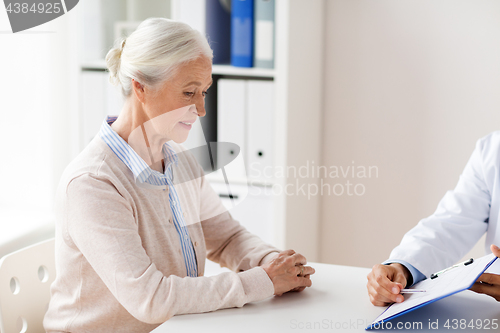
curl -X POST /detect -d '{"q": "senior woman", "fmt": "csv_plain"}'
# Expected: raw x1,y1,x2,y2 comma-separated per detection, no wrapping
43,18,314,332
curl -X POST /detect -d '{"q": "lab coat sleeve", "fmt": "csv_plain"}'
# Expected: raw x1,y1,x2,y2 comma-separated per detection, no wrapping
388,136,492,278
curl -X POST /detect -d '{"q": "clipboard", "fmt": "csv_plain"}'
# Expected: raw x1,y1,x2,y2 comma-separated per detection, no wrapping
366,253,498,330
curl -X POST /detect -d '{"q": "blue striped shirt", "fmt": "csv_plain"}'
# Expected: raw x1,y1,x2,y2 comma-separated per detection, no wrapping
99,116,198,277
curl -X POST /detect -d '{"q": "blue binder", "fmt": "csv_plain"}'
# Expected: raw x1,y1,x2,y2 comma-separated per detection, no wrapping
206,0,231,64
231,0,254,67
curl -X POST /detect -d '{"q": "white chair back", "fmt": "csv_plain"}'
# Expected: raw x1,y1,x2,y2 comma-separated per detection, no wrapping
0,238,55,333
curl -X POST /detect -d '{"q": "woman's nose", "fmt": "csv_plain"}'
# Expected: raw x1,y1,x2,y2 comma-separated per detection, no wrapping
196,99,206,117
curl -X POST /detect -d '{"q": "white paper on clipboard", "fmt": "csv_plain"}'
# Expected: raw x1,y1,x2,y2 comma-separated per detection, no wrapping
367,253,498,330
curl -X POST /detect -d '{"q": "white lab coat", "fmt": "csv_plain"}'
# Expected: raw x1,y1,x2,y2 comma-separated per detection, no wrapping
389,131,500,278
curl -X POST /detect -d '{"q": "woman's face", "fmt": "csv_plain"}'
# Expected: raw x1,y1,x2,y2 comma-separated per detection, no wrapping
137,56,213,144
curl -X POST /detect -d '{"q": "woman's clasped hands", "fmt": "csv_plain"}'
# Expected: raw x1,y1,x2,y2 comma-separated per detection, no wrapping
262,249,315,296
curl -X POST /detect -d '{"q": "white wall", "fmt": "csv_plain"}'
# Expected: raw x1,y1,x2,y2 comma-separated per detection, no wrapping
0,5,80,240
320,0,500,268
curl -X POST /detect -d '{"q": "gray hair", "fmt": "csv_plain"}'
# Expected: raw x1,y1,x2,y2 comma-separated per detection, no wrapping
105,18,213,97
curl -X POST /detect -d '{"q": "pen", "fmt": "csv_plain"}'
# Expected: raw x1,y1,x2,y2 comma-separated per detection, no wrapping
400,289,426,293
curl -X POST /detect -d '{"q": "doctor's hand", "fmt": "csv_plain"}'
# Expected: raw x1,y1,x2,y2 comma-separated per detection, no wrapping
262,249,315,296
367,263,410,306
470,244,500,302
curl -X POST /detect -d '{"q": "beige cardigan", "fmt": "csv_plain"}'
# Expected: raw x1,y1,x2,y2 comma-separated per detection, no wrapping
44,135,279,332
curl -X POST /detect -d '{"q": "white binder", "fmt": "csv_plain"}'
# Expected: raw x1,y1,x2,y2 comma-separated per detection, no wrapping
254,0,275,68
209,183,273,245
217,79,247,178
171,0,206,35
246,80,275,182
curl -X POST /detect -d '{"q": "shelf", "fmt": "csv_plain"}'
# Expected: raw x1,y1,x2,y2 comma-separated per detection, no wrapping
81,59,107,71
211,65,275,78
80,61,274,78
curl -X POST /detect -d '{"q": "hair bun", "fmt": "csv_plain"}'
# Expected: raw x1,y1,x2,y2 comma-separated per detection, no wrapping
105,38,126,86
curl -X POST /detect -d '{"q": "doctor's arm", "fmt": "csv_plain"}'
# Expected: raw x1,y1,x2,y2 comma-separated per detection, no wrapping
368,136,494,306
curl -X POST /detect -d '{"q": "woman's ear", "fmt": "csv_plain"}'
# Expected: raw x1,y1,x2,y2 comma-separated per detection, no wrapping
132,79,146,103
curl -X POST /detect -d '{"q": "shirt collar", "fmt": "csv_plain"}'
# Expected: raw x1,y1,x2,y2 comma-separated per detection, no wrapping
99,116,178,185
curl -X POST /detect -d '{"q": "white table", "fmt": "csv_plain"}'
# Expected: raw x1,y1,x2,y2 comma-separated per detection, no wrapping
152,263,500,332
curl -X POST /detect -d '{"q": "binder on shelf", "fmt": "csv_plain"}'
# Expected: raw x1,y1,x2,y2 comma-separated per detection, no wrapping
173,0,206,35
210,182,274,245
246,80,275,182
231,0,254,67
254,0,275,69
206,0,231,64
217,79,247,178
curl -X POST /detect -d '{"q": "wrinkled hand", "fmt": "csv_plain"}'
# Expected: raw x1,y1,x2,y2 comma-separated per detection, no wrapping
262,249,315,296
367,263,410,306
470,244,500,302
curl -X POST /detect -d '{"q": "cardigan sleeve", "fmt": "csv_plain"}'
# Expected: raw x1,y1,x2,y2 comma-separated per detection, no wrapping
63,173,274,324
